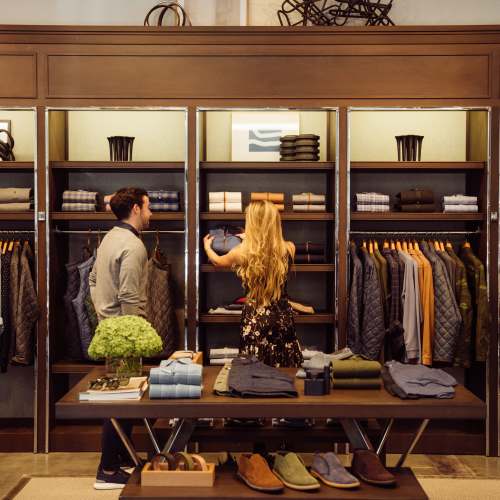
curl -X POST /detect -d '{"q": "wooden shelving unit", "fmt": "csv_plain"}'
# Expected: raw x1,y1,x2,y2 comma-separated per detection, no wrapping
199,313,335,324
200,161,334,172
350,161,486,171
0,212,34,221
51,212,184,221
0,161,34,170
200,263,334,273
351,212,484,221
50,161,184,171
200,212,334,221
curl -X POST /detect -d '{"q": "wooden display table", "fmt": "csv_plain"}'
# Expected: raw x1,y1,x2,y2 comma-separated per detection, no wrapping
56,367,485,500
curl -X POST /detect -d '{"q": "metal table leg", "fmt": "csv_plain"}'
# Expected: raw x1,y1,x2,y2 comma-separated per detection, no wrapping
162,418,196,454
110,418,142,467
340,419,374,450
143,418,161,454
376,418,394,456
395,419,430,469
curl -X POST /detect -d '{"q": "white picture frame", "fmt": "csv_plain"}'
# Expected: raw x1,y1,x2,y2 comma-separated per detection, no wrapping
181,0,247,26
231,112,300,161
0,119,11,143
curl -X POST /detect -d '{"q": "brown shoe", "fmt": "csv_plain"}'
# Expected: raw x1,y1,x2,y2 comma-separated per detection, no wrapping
237,454,284,492
351,449,397,487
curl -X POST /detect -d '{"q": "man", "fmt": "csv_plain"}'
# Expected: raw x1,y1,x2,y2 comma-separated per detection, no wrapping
89,187,152,490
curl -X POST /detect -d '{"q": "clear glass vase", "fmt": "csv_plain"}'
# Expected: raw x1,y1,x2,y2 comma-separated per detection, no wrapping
105,356,142,378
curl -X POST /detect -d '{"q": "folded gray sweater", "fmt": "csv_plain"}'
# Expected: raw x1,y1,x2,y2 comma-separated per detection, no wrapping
149,358,202,386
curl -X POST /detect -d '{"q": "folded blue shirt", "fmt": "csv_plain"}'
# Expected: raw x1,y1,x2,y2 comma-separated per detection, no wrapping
147,190,179,202
149,384,201,399
149,358,202,386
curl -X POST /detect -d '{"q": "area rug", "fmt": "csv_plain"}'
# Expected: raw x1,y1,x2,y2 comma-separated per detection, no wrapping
418,478,500,499
5,476,120,500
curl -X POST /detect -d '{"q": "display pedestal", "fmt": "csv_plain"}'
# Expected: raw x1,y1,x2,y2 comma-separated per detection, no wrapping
120,465,428,500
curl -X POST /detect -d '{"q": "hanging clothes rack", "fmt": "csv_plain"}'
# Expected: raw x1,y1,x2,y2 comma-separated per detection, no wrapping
349,230,481,236
54,229,184,235
0,230,36,234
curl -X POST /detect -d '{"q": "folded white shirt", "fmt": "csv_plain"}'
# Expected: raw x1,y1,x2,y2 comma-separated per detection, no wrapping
443,194,478,205
443,204,478,212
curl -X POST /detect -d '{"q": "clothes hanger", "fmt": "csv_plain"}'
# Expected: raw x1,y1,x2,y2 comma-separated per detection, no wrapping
439,240,445,252
374,240,379,251
408,241,414,251
396,240,402,251
368,240,374,254
414,240,420,251
362,240,367,249
434,240,441,251
463,239,471,248
402,240,408,252
445,240,453,249
390,239,395,250
383,239,389,249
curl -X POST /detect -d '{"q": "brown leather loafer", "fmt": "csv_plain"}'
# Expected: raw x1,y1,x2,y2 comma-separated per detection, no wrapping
351,449,397,487
237,454,284,492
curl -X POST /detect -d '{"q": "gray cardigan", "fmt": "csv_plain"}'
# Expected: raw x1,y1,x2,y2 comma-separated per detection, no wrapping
89,226,147,320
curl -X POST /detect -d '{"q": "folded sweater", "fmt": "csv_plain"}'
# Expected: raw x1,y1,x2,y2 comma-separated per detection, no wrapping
0,187,32,203
332,377,381,389
443,194,478,205
149,358,202,386
443,204,478,213
398,203,436,212
292,193,325,204
332,358,381,379
149,384,202,399
251,192,284,203
396,189,434,204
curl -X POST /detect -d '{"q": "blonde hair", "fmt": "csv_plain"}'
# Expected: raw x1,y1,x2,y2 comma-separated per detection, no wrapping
235,200,291,307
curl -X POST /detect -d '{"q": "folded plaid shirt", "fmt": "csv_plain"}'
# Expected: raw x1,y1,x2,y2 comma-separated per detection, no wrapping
147,190,179,202
355,192,390,204
355,204,390,212
61,202,96,212
150,202,180,212
62,190,98,203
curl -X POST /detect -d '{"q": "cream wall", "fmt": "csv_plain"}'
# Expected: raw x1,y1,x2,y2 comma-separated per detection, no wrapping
205,111,330,161
67,111,186,161
0,0,499,25
349,111,467,161
0,110,35,161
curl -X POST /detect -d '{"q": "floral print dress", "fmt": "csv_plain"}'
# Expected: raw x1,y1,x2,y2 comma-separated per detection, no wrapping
239,258,303,368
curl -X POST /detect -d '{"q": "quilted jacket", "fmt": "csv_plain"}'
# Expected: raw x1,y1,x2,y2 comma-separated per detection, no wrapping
146,249,177,358
12,242,39,365
347,242,363,354
359,247,385,360
420,242,461,363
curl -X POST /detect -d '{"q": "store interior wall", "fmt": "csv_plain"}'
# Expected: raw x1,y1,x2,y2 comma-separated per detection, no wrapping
0,0,499,26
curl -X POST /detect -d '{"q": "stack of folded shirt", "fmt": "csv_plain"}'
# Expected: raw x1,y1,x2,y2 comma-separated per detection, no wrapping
209,347,240,365
228,356,298,398
396,188,436,212
296,347,354,378
149,358,202,399
148,190,180,211
294,242,326,263
208,192,242,212
61,190,98,211
292,192,326,211
355,192,390,212
383,361,457,399
280,134,320,161
331,356,381,389
208,303,243,315
209,227,242,255
0,187,33,212
250,192,285,211
104,193,114,212
443,194,478,213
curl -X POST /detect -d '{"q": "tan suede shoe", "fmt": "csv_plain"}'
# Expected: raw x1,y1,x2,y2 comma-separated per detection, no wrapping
237,454,284,492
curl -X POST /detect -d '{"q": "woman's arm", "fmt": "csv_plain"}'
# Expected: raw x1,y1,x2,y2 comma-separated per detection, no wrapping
203,234,243,268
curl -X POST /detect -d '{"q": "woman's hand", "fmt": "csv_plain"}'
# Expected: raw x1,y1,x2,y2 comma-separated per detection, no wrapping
203,234,214,252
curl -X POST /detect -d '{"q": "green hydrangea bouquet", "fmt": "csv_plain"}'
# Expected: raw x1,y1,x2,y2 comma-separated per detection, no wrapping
88,315,163,377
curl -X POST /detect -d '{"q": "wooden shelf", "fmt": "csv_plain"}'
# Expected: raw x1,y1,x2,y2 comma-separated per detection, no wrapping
201,263,334,273
0,161,34,170
51,212,184,221
50,161,184,171
200,313,334,324
351,161,486,171
351,212,484,221
201,212,333,221
200,161,334,172
0,212,34,221
122,466,427,500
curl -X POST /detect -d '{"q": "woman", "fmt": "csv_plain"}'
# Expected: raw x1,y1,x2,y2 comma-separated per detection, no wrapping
203,200,303,367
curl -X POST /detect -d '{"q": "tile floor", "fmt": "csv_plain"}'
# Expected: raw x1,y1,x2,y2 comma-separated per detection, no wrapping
1,452,500,499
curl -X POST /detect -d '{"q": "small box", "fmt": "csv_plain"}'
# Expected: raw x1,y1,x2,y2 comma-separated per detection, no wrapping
304,365,331,396
141,462,216,487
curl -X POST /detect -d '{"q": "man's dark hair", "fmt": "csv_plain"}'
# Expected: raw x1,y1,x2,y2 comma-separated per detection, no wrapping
110,187,148,220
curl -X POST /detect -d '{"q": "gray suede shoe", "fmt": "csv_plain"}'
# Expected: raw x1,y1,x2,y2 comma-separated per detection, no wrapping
310,452,360,489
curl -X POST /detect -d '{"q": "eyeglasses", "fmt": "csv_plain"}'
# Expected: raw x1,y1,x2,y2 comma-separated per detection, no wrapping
88,376,130,391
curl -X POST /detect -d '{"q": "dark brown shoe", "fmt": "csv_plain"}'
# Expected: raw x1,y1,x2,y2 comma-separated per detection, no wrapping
351,449,396,487
237,454,284,492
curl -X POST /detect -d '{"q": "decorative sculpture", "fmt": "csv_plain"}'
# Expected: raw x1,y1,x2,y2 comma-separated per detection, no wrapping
278,0,395,27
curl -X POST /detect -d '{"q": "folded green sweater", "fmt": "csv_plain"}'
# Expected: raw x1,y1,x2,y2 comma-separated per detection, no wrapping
332,377,381,389
332,358,381,379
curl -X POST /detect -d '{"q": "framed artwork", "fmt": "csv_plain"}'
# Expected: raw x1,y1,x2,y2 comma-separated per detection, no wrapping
0,119,11,143
231,112,300,161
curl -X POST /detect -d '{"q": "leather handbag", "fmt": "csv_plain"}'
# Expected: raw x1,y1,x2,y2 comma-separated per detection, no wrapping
144,2,192,27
